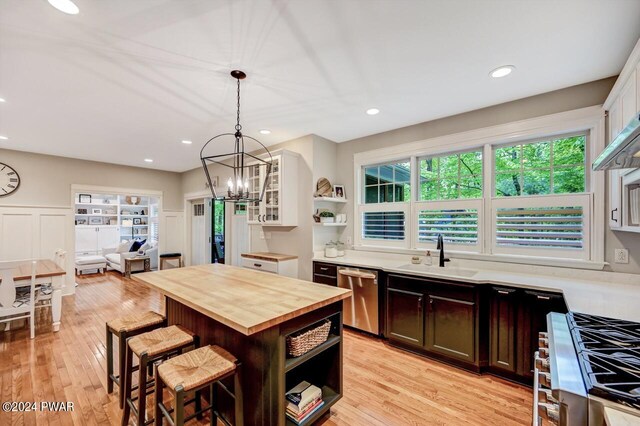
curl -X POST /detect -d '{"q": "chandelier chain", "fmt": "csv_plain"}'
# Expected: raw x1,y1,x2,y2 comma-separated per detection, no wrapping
235,77,242,132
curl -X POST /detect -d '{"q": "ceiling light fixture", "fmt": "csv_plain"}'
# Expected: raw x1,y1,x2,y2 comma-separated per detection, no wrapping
144,158,153,163
0,98,5,103
181,140,193,145
490,65,515,78
366,108,380,116
200,70,272,203
259,129,271,135
0,136,8,140
47,0,80,15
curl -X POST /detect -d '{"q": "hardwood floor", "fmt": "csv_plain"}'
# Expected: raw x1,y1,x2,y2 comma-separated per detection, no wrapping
0,272,532,425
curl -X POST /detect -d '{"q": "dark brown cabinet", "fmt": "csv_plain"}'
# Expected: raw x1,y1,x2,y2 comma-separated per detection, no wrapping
517,290,567,380
312,262,338,286
387,287,425,347
386,274,482,370
426,294,476,363
489,287,517,373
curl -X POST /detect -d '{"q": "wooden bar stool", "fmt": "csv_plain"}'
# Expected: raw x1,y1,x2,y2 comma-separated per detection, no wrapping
121,325,198,426
155,345,243,426
159,253,182,270
106,311,166,408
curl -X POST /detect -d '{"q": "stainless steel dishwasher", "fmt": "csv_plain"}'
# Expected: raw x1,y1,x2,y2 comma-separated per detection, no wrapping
337,266,379,335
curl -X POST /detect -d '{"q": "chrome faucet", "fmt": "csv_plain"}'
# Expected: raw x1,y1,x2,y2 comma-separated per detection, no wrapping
436,234,450,267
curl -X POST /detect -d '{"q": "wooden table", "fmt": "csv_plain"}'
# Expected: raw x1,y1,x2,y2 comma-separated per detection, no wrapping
123,256,150,278
134,264,351,425
13,260,66,332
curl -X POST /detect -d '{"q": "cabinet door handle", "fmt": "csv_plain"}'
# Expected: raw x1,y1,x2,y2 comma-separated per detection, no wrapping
257,215,262,222
611,208,618,222
417,297,423,310
498,290,510,295
320,267,329,271
254,263,262,268
537,295,550,300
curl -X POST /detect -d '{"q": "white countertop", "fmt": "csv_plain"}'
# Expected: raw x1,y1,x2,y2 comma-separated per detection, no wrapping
313,250,640,322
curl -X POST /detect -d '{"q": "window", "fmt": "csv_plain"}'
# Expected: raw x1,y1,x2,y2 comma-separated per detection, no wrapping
419,150,483,200
494,135,586,197
358,160,411,248
364,161,410,203
354,112,601,265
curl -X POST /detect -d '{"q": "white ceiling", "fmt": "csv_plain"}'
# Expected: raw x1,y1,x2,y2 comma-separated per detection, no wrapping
1,0,639,172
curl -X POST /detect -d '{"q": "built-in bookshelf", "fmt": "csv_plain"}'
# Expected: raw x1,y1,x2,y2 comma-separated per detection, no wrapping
74,192,158,254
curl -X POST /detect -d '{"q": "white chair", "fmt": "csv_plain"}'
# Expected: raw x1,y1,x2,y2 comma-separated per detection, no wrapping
36,249,65,308
0,260,37,339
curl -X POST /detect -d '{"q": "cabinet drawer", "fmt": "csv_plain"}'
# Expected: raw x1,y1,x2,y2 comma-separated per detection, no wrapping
313,273,337,286
313,262,337,277
241,257,278,273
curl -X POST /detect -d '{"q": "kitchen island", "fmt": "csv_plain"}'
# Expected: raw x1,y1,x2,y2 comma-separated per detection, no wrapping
133,263,351,425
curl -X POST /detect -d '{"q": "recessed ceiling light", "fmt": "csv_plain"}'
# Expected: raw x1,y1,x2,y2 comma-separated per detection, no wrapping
259,129,271,135
0,98,5,103
144,159,153,163
366,108,380,116
47,0,79,14
181,140,193,145
0,136,8,140
490,65,515,78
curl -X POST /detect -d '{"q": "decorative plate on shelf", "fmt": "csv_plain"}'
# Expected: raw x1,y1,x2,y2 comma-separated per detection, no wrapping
314,177,332,197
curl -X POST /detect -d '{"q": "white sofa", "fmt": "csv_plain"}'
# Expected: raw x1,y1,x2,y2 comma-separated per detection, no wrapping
102,240,158,274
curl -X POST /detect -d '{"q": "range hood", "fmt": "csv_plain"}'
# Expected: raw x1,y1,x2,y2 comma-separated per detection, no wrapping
593,112,640,171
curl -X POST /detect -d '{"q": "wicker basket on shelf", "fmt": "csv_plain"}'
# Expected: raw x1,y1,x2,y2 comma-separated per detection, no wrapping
286,320,331,357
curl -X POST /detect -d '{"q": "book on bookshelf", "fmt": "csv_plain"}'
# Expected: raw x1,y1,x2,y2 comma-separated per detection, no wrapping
285,381,322,410
286,400,325,424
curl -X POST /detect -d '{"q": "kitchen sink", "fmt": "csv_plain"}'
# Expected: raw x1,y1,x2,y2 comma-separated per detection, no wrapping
396,263,479,278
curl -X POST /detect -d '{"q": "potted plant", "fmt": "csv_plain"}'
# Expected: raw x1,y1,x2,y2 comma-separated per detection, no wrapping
319,211,335,223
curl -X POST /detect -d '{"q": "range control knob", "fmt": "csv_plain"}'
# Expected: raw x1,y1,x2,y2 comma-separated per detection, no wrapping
538,388,558,405
535,356,550,373
538,402,559,425
538,372,552,388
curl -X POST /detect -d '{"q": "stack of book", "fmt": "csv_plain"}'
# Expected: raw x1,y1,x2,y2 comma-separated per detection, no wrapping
285,381,324,424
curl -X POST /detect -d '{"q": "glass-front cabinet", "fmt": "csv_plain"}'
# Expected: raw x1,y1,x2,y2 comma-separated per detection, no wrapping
246,150,298,226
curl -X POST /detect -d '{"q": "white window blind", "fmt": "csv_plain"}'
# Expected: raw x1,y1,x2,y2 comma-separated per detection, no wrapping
362,211,405,241
491,194,590,260
417,209,478,245
495,207,583,249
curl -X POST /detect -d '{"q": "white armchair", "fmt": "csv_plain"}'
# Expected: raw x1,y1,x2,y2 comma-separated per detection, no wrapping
103,241,158,274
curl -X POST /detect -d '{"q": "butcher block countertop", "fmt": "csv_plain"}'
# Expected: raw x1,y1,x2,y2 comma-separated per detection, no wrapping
133,263,350,335
240,252,298,262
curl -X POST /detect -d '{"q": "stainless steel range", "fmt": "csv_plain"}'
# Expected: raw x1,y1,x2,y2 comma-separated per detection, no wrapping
536,312,640,425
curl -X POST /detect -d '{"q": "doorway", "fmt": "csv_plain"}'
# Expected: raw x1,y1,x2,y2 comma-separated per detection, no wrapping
190,198,211,266
212,199,225,263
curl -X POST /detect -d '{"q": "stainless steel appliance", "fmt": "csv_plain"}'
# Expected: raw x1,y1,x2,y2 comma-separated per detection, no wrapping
536,312,640,425
593,112,640,170
337,267,379,335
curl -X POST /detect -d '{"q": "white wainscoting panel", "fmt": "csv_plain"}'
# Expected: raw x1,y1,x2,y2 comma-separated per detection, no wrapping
160,211,184,256
0,207,75,295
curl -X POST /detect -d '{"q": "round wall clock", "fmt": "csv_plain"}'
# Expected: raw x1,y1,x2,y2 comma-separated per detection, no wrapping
0,163,20,196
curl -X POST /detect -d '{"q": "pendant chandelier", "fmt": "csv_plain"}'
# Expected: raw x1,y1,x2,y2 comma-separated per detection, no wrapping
200,70,272,202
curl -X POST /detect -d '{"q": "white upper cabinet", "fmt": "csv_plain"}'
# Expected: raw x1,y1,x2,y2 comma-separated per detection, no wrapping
246,150,299,226
603,38,640,231
620,68,637,130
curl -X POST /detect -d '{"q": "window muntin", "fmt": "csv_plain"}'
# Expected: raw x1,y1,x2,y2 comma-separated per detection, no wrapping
364,161,410,203
419,150,482,201
494,135,586,197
